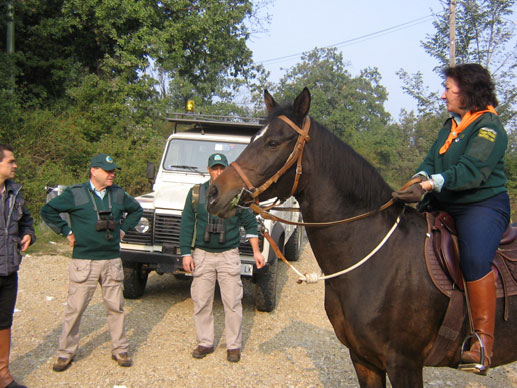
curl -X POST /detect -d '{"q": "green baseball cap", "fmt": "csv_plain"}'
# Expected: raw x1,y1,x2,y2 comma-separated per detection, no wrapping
208,153,228,168
90,154,120,171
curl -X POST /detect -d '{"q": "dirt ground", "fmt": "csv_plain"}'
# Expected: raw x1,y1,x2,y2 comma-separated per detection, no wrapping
8,239,517,388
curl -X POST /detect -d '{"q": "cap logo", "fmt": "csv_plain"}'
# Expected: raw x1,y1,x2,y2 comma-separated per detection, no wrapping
214,155,222,161
106,156,113,163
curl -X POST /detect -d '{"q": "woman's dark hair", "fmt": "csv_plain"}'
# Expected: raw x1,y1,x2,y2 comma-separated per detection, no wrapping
443,63,498,111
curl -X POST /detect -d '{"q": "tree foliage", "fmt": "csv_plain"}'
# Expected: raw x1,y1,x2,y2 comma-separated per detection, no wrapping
0,0,268,219
268,47,409,185
273,48,390,141
400,0,517,126
0,0,259,107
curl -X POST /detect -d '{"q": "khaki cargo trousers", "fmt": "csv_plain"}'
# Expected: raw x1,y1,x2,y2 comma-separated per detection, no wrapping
191,248,243,350
56,258,129,359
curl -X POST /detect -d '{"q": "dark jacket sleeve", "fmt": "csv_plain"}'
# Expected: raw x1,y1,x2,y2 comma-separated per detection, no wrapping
239,208,259,235
18,201,36,245
40,187,75,236
179,188,195,256
120,192,143,233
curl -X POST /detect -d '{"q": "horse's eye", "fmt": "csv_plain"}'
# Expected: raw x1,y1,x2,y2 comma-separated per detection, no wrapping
266,140,280,149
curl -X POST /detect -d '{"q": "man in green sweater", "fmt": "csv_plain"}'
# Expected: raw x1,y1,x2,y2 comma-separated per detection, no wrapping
41,154,142,372
180,153,265,363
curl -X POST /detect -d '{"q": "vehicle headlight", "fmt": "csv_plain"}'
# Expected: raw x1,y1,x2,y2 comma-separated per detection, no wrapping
134,217,151,233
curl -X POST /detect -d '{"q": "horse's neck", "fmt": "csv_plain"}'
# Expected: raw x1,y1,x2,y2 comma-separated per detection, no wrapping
294,124,399,275
297,125,393,221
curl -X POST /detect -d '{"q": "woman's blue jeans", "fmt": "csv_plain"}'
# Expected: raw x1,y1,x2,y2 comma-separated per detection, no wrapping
443,192,510,281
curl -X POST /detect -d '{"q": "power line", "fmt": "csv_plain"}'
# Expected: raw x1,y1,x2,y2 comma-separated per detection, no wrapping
255,13,436,66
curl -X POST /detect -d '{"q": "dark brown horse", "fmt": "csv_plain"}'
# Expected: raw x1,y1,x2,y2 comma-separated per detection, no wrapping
206,88,517,387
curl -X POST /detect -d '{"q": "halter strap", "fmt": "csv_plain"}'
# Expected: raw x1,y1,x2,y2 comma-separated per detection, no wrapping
231,161,254,192
231,115,311,201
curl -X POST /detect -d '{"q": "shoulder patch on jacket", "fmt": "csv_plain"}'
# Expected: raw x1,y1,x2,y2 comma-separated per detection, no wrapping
110,185,124,204
478,127,497,142
467,128,497,162
70,185,89,206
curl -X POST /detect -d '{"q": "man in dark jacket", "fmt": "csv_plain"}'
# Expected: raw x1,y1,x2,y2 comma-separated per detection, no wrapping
41,154,142,372
0,144,35,388
180,153,265,363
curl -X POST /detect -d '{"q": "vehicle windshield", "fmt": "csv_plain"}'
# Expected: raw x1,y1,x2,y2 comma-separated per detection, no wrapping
163,139,248,173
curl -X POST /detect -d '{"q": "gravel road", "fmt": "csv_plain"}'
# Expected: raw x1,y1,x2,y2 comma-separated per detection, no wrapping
9,240,517,388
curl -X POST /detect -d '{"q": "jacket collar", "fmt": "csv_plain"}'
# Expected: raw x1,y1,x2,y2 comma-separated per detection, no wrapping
3,179,21,195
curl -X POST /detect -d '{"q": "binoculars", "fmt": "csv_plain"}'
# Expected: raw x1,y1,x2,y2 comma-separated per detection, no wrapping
96,210,117,240
204,217,226,244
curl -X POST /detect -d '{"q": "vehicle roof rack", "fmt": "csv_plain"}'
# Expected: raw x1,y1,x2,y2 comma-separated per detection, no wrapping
164,112,264,134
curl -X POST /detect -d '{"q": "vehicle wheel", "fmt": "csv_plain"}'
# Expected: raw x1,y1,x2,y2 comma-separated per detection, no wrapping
285,224,304,262
122,262,149,299
255,244,279,312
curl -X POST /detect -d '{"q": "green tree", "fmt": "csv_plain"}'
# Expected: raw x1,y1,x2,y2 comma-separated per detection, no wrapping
398,0,516,126
0,0,262,108
265,47,407,185
274,48,390,142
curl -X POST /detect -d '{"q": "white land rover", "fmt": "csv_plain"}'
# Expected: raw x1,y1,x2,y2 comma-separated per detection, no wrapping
120,113,303,312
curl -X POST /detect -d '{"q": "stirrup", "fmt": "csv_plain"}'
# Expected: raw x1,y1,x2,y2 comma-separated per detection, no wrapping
458,332,489,375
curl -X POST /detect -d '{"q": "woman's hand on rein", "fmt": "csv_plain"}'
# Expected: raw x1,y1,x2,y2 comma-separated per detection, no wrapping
392,183,427,203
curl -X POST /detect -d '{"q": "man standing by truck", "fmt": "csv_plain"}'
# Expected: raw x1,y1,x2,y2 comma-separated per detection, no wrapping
181,153,265,363
41,154,142,372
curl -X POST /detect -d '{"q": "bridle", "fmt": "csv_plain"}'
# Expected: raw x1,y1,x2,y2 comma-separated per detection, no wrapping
231,115,311,204
230,114,403,227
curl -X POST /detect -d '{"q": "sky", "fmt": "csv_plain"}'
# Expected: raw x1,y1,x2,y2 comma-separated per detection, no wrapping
246,0,515,119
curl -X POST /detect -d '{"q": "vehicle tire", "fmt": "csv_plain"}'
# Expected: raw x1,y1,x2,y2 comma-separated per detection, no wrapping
285,224,304,262
122,262,149,299
255,243,279,312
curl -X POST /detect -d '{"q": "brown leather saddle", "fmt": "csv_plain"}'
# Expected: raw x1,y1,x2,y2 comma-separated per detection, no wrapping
423,211,517,366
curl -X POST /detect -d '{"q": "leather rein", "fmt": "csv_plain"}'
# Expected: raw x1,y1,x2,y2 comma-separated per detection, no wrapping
230,114,408,228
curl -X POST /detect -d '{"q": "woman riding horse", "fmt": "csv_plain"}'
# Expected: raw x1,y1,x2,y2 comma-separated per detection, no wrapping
393,63,510,375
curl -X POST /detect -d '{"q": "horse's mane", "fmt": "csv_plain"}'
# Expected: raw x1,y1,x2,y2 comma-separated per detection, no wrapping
267,105,394,210
315,123,394,208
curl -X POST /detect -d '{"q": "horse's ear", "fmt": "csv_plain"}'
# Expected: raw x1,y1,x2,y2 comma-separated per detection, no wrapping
293,87,311,120
264,89,277,112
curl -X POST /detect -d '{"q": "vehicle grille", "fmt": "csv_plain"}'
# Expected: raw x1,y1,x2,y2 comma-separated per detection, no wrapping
154,214,182,245
239,241,254,256
123,212,262,255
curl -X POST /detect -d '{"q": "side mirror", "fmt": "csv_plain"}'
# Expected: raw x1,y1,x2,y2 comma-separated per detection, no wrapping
146,162,156,181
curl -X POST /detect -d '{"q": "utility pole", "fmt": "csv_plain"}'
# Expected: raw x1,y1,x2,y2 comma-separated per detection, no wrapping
6,0,15,90
449,0,456,67
6,1,14,54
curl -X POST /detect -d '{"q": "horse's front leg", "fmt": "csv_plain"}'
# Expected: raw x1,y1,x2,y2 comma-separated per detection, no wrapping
350,350,387,388
324,287,386,387
385,360,424,388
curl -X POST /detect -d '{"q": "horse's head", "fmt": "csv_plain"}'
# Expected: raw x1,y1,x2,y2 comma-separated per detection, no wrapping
207,88,312,218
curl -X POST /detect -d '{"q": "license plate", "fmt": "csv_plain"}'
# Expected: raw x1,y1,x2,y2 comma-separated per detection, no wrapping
241,263,253,276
